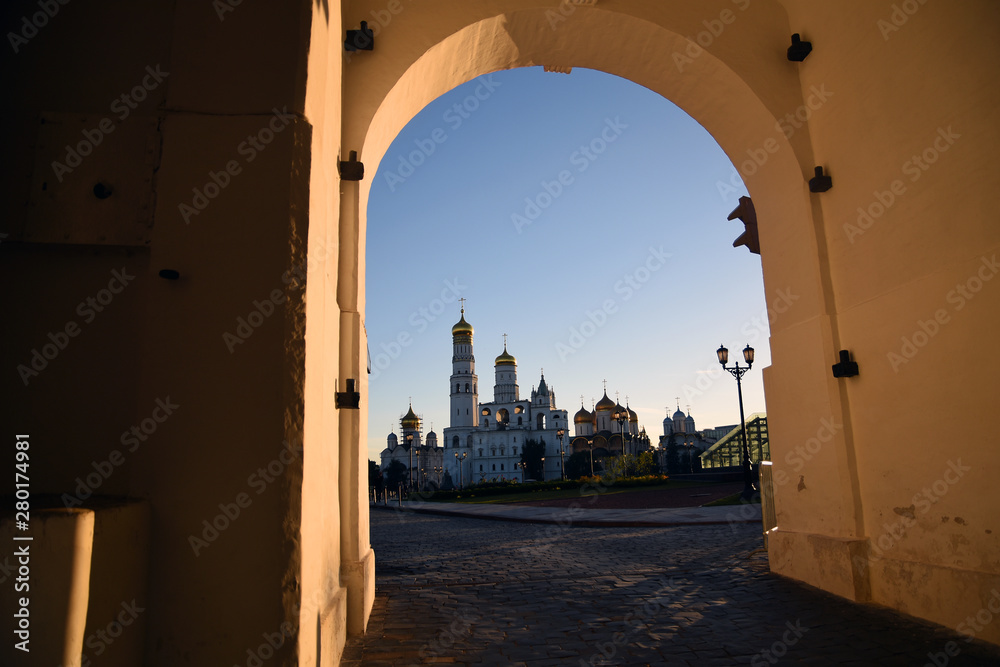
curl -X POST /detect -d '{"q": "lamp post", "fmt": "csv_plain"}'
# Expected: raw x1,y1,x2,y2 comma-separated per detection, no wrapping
717,343,756,500
539,456,546,482
414,448,421,493
613,406,629,477
405,433,414,496
556,428,566,481
588,441,595,477
454,452,467,489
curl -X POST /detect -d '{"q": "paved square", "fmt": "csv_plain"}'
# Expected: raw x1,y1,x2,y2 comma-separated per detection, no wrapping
344,510,1000,666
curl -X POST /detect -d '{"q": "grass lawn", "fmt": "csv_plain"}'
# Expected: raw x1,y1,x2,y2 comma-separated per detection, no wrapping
445,481,706,504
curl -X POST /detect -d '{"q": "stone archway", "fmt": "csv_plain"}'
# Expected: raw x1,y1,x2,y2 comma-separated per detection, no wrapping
324,0,1000,659
340,0,859,614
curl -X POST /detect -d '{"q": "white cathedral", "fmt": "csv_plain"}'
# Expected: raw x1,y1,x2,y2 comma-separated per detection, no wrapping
381,307,571,485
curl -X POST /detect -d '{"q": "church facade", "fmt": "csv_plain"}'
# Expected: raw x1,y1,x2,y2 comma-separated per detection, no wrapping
382,308,573,485
379,404,445,491
441,308,570,484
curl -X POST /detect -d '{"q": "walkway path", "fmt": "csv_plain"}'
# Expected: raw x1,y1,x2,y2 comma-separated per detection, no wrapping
374,498,761,527
344,510,1000,666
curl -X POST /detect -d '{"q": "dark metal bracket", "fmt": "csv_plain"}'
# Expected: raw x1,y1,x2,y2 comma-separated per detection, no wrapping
832,350,859,378
336,378,361,409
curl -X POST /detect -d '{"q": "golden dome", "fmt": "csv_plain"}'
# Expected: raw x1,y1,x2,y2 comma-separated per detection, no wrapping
574,406,592,424
400,404,420,430
495,344,516,366
452,309,473,336
595,392,616,412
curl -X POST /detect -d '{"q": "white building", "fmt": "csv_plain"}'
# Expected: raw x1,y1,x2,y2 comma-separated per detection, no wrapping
379,404,444,490
441,308,570,485
569,391,650,460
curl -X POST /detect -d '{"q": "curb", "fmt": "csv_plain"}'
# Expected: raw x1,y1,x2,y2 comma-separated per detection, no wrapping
371,502,761,528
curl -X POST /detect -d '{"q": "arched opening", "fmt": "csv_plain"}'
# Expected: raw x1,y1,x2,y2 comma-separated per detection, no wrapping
352,0,974,652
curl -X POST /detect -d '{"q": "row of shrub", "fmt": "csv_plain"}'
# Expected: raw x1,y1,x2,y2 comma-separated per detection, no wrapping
420,474,671,502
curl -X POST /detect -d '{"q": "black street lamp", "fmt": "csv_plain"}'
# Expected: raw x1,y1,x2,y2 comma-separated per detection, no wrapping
454,451,467,489
717,343,757,500
414,448,421,493
540,456,546,482
613,405,627,460
405,433,414,495
556,428,566,481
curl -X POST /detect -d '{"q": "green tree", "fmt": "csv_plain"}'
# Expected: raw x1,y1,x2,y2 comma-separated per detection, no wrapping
368,460,380,487
384,460,407,488
564,451,592,479
665,435,681,474
520,438,546,481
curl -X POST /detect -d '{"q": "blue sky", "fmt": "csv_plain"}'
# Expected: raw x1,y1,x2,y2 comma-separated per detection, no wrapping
365,67,767,460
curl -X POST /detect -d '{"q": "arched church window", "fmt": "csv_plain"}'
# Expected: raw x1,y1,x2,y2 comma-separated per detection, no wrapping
467,435,473,448
478,449,483,456
512,447,517,456
479,465,483,471
492,464,495,471
465,383,470,392
501,464,504,471
491,448,496,456
452,436,459,448
517,417,522,425
500,446,505,455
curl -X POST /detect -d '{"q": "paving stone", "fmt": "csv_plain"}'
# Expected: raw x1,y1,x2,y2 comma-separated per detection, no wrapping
342,512,1000,666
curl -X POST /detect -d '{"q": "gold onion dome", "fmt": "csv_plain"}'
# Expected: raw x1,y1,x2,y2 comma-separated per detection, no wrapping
400,404,420,429
495,344,516,366
595,392,616,412
628,406,638,422
452,309,473,336
574,406,592,424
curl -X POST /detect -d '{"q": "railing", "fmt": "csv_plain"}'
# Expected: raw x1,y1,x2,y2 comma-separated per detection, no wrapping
759,460,777,548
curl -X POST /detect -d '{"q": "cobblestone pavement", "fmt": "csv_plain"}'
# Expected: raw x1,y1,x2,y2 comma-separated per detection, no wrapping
343,511,1000,666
